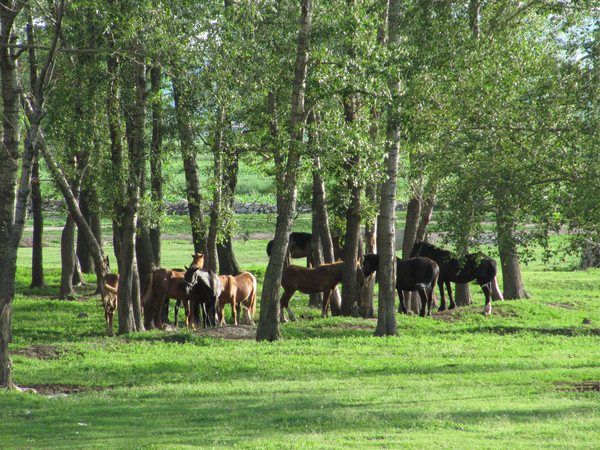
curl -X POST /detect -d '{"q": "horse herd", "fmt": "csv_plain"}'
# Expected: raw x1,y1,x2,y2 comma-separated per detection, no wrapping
100,231,503,336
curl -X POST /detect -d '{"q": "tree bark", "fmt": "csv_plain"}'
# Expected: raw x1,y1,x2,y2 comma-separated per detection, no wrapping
0,1,26,388
116,61,147,334
207,106,226,273
496,196,529,299
312,155,341,314
375,0,401,337
257,0,313,341
217,146,242,275
30,157,45,288
149,64,163,268
76,187,95,274
172,76,207,255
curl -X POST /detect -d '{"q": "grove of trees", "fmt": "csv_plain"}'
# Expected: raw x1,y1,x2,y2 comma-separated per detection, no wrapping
1,1,598,389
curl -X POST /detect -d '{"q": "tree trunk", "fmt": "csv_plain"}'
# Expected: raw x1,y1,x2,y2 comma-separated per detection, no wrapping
361,185,377,318
136,168,157,285
116,62,147,334
311,155,341,314
339,99,362,316
257,0,313,341
77,188,94,274
375,0,401,337
149,64,163,268
217,147,242,275
59,216,77,299
30,157,46,288
497,198,529,300
0,1,25,389
402,195,422,314
172,77,207,255
207,106,226,273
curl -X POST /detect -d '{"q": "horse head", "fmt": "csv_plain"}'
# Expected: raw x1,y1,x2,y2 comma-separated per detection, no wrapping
356,259,367,287
191,253,205,268
361,254,379,279
410,240,424,258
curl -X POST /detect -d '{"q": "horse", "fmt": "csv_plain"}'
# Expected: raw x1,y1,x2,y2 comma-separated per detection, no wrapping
99,256,119,337
267,232,343,267
279,260,366,322
141,253,205,330
362,254,439,317
217,271,258,326
410,240,500,315
184,265,222,328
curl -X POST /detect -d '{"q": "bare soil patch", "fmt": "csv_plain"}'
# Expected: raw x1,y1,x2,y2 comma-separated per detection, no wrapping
23,384,108,395
555,381,600,392
548,302,577,310
11,344,62,360
191,324,257,340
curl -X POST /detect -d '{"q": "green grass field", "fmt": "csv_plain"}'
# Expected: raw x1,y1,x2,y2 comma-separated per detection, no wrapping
3,219,600,448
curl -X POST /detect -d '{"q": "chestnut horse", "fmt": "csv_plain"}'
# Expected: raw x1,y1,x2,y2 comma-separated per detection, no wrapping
267,232,343,267
99,256,119,337
141,253,204,330
362,254,439,317
217,271,258,326
279,261,365,322
410,240,502,315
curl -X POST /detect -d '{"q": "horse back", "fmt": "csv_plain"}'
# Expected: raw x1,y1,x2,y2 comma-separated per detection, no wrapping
396,257,438,290
218,275,237,305
282,263,343,294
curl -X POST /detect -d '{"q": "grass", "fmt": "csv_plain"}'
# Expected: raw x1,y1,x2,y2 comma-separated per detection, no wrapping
4,226,600,448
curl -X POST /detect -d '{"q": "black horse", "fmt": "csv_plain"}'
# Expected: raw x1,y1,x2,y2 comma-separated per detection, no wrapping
267,232,343,268
184,266,222,328
362,254,439,317
410,240,498,314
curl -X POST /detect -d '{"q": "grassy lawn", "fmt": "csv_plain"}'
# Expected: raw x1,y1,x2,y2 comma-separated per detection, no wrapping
3,222,600,448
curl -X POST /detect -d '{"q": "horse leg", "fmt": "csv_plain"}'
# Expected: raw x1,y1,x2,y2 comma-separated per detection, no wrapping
279,290,295,323
426,287,435,316
437,280,447,311
153,295,165,330
173,299,181,327
322,289,333,318
482,283,492,316
417,288,429,317
231,295,238,326
492,276,504,301
397,289,407,314
217,301,225,326
446,281,457,310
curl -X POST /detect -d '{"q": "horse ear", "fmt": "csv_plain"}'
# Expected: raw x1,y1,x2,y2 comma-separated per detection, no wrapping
185,265,189,270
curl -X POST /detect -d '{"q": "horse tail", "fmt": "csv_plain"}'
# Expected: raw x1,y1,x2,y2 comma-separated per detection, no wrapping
482,257,498,285
248,275,258,318
102,281,119,295
140,273,153,308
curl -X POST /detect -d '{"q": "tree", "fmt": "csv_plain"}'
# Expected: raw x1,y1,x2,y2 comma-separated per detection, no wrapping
257,0,314,342
374,0,401,337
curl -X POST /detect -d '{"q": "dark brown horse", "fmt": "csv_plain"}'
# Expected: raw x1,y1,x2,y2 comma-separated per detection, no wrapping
279,260,365,322
184,265,222,328
217,271,258,326
362,254,439,317
267,232,343,267
141,253,205,330
410,240,501,315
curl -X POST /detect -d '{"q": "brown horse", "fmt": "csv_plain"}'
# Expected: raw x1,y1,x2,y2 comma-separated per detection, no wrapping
217,271,258,326
141,253,204,330
279,260,365,322
99,256,119,337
